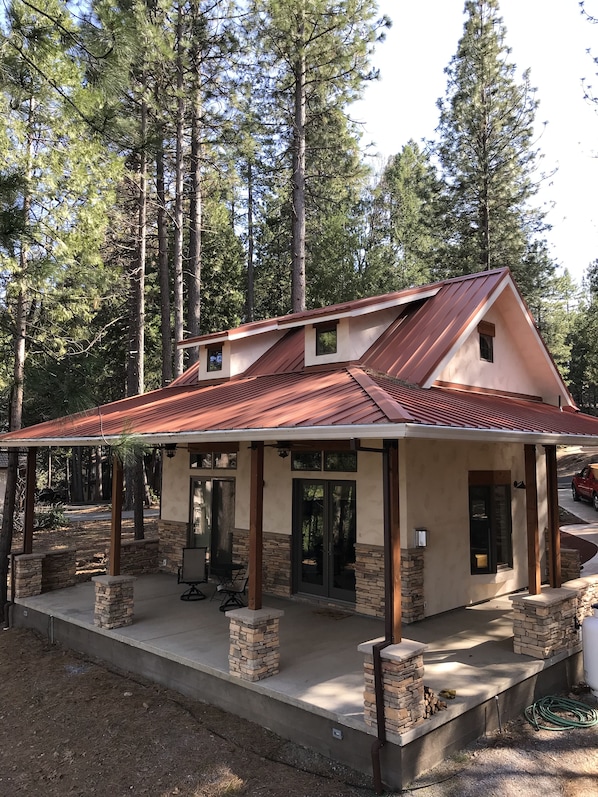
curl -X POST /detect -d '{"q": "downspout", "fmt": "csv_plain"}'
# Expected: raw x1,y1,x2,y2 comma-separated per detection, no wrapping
371,439,399,795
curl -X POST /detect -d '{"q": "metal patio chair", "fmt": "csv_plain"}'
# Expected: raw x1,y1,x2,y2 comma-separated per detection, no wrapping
177,547,208,601
217,567,248,612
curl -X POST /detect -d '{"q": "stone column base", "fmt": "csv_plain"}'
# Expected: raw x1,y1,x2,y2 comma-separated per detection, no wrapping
510,587,579,659
92,575,136,629
359,637,427,735
227,607,284,682
13,553,45,598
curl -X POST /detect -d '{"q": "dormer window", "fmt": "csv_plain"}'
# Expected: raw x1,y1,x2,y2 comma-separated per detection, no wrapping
207,344,223,372
315,322,338,356
478,321,495,363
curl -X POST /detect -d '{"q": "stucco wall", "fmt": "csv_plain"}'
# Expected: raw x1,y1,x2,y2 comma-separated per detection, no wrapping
159,438,549,618
401,438,548,617
160,443,383,542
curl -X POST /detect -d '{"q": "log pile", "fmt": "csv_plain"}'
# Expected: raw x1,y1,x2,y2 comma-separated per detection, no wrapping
424,686,447,718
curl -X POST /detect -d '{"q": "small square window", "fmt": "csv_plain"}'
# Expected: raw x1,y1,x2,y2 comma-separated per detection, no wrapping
315,324,337,356
291,451,322,471
214,452,237,469
191,453,212,469
207,345,223,372
324,451,357,472
479,334,493,362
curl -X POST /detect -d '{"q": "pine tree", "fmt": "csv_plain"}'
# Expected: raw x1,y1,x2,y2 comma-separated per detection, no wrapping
0,0,120,617
434,0,553,297
363,141,443,294
247,0,389,312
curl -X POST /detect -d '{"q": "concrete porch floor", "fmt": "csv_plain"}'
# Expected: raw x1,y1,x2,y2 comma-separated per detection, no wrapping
10,570,587,788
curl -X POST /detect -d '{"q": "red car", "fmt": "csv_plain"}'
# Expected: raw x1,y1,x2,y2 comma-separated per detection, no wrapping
571,464,598,510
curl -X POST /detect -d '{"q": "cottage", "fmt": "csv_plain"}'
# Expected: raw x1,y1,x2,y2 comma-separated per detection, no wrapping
4,267,598,790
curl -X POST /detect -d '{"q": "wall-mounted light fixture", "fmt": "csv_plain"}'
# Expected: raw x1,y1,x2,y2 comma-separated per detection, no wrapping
513,480,525,489
164,443,177,459
415,528,428,548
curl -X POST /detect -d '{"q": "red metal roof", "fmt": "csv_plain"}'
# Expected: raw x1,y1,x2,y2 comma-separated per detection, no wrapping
3,366,598,445
363,269,509,384
2,268,595,447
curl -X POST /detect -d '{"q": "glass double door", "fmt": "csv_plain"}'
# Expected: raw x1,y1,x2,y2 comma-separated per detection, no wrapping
190,478,235,566
293,479,356,602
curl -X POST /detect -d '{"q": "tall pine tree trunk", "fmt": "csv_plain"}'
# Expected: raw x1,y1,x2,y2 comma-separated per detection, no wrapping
0,101,33,622
246,160,255,321
291,31,307,313
156,140,173,385
173,5,185,377
187,0,203,360
126,92,147,540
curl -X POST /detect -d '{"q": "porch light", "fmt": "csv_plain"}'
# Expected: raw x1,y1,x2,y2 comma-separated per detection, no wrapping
415,528,428,548
164,443,177,459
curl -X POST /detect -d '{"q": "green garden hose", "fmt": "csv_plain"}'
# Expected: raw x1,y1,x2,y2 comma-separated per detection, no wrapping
524,695,598,731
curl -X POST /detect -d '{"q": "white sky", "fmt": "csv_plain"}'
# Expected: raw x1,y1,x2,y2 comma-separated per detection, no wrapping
353,0,598,285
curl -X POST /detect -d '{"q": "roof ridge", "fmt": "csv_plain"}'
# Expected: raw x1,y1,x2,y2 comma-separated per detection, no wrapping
347,367,415,422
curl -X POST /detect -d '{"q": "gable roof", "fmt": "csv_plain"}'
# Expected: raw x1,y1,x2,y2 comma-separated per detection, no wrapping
2,268,596,448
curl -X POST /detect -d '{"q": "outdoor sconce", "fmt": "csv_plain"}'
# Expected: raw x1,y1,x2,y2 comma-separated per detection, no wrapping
164,443,177,459
513,480,526,489
415,528,428,548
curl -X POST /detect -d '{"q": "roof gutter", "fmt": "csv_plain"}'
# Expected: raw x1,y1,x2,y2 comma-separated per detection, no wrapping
2,421,598,449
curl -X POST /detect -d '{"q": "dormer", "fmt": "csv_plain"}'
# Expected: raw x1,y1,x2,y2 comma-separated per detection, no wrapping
197,338,229,379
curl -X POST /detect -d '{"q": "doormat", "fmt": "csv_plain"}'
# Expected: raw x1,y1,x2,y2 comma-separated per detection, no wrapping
312,608,352,620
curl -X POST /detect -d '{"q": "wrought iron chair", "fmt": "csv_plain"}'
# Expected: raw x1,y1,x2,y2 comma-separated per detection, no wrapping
177,547,208,601
217,567,248,612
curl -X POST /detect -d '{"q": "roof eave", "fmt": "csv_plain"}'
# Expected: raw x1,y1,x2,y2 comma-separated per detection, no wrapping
3,421,597,449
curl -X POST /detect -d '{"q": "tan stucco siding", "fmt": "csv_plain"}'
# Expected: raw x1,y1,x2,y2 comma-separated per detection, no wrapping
437,302,541,398
401,438,547,617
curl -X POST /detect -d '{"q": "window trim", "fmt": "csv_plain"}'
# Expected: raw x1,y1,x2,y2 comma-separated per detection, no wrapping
468,470,513,575
478,321,495,363
315,322,338,356
207,344,223,372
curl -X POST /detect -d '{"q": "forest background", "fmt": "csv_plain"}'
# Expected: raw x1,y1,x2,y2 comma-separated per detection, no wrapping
2,0,598,508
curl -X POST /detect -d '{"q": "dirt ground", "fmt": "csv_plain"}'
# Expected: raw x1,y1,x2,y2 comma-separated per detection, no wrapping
2,448,598,796
1,628,598,797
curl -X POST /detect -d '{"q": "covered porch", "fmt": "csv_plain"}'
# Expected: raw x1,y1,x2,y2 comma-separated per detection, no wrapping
9,569,590,791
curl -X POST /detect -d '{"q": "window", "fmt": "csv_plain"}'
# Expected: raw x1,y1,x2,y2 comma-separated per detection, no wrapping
291,450,357,472
478,321,495,363
469,471,512,574
479,334,493,362
315,323,337,356
190,452,237,469
207,345,223,372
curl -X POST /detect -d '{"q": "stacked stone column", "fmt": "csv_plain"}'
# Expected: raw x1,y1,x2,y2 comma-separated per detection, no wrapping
359,638,427,735
13,553,45,598
510,588,579,659
92,574,136,629
227,607,284,682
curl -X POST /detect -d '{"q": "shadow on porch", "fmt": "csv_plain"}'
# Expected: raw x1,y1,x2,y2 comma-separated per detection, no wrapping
11,574,574,736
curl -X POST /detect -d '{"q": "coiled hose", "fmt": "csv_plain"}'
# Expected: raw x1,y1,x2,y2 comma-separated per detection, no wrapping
524,695,598,731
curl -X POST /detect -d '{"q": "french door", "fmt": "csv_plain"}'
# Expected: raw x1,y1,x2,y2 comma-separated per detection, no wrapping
190,478,235,566
293,479,356,602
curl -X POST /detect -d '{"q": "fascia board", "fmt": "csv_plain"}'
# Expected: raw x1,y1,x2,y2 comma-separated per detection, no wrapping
421,279,575,407
3,421,598,449
421,276,510,389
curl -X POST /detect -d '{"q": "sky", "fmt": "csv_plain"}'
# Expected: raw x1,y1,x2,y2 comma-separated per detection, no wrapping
353,0,598,285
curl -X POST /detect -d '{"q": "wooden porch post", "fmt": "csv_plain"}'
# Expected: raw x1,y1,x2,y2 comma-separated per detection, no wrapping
248,441,264,611
524,444,541,595
544,444,561,588
383,440,401,643
109,455,123,577
23,447,37,555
